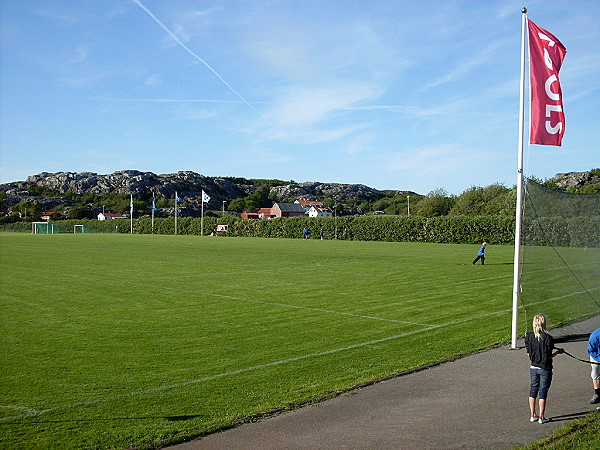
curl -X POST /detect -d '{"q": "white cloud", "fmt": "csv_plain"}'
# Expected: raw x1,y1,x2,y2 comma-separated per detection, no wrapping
144,74,162,88
70,44,90,63
341,134,375,155
384,144,473,173
173,107,216,121
420,40,505,91
237,82,382,148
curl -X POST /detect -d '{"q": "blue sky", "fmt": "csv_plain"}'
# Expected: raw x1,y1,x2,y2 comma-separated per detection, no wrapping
1,0,598,195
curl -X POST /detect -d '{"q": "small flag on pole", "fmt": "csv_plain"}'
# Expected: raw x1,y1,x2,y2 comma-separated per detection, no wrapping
528,19,567,146
152,195,157,211
176,192,182,202
202,190,210,203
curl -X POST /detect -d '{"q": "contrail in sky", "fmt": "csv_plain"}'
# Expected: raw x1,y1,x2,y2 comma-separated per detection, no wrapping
131,0,262,116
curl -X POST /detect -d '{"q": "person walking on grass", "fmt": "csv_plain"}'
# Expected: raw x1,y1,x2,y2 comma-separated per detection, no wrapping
525,314,563,424
588,327,600,404
472,242,487,265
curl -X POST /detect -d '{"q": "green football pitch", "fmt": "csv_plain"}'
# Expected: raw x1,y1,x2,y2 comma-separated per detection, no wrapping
1,233,519,448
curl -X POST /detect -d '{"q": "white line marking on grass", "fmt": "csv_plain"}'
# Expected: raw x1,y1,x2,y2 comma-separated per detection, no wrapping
458,262,598,285
0,327,433,422
1,308,517,423
521,286,600,308
0,405,42,415
457,273,513,284
126,281,433,327
157,265,308,280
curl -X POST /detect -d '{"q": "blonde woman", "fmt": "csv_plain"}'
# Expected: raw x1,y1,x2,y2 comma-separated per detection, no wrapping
525,314,563,423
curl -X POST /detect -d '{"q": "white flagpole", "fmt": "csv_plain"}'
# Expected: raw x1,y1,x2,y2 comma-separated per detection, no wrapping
130,193,134,233
175,191,178,235
511,8,528,349
151,194,155,233
201,192,205,236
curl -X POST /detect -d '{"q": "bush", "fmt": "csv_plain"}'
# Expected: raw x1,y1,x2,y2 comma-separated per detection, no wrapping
7,215,594,248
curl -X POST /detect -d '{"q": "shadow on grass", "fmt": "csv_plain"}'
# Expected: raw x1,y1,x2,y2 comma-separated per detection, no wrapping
7,414,204,424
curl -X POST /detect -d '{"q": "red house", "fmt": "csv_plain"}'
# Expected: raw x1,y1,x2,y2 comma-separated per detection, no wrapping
271,202,306,218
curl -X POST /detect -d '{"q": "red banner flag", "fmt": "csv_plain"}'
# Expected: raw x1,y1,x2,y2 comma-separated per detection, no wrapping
528,20,567,146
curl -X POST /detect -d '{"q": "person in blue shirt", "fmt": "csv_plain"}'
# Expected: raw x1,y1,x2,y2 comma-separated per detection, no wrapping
588,327,600,404
472,242,487,265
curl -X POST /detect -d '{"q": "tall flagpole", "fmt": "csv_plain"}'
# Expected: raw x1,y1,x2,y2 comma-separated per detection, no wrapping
175,191,178,235
151,194,155,233
511,7,527,349
130,193,134,233
201,196,205,236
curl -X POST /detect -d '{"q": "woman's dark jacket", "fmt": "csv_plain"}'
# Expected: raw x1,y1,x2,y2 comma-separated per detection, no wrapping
525,331,555,370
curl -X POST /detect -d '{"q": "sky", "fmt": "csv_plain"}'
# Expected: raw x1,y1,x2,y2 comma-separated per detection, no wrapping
0,0,598,195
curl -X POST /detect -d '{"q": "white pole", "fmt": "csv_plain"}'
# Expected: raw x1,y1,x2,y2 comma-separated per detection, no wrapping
175,191,178,235
130,194,134,233
511,8,528,349
151,194,155,233
334,202,337,239
201,195,205,236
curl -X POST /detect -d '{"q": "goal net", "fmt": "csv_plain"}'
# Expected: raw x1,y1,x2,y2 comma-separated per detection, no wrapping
32,222,56,234
518,177,600,330
73,225,90,233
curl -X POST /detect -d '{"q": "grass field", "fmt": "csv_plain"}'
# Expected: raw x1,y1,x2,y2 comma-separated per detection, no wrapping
0,233,531,448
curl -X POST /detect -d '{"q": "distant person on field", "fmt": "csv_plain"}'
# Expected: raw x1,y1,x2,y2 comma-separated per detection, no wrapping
525,314,563,424
320,229,324,240
472,242,487,265
343,228,347,240
588,327,600,404
303,228,310,239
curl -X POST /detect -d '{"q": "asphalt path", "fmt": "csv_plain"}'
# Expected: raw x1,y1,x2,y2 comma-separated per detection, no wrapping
171,316,600,449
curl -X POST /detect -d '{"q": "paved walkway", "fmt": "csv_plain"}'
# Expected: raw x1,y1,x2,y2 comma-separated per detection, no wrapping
171,316,600,449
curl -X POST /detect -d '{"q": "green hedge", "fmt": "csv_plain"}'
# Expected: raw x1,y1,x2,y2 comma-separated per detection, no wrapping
522,216,600,247
3,215,596,247
1,220,129,233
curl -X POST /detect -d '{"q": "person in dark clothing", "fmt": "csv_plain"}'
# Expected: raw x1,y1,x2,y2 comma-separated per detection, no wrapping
472,242,487,265
525,314,563,423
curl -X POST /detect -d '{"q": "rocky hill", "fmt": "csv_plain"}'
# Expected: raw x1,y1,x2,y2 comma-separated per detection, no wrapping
549,170,600,191
22,170,248,203
0,170,404,214
1,169,597,218
270,182,384,202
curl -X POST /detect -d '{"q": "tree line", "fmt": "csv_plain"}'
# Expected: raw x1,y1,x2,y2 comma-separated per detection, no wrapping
2,172,599,224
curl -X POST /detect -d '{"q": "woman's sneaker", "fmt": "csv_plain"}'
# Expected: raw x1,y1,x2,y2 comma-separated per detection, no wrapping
538,418,551,424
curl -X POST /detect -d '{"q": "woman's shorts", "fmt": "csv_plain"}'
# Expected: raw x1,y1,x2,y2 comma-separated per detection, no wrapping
530,367,553,400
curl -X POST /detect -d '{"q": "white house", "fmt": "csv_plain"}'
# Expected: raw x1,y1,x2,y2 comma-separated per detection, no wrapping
295,199,325,212
97,212,128,220
308,206,333,218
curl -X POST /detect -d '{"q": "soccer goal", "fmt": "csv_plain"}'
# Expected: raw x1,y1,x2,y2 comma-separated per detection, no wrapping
32,222,56,234
74,225,90,233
